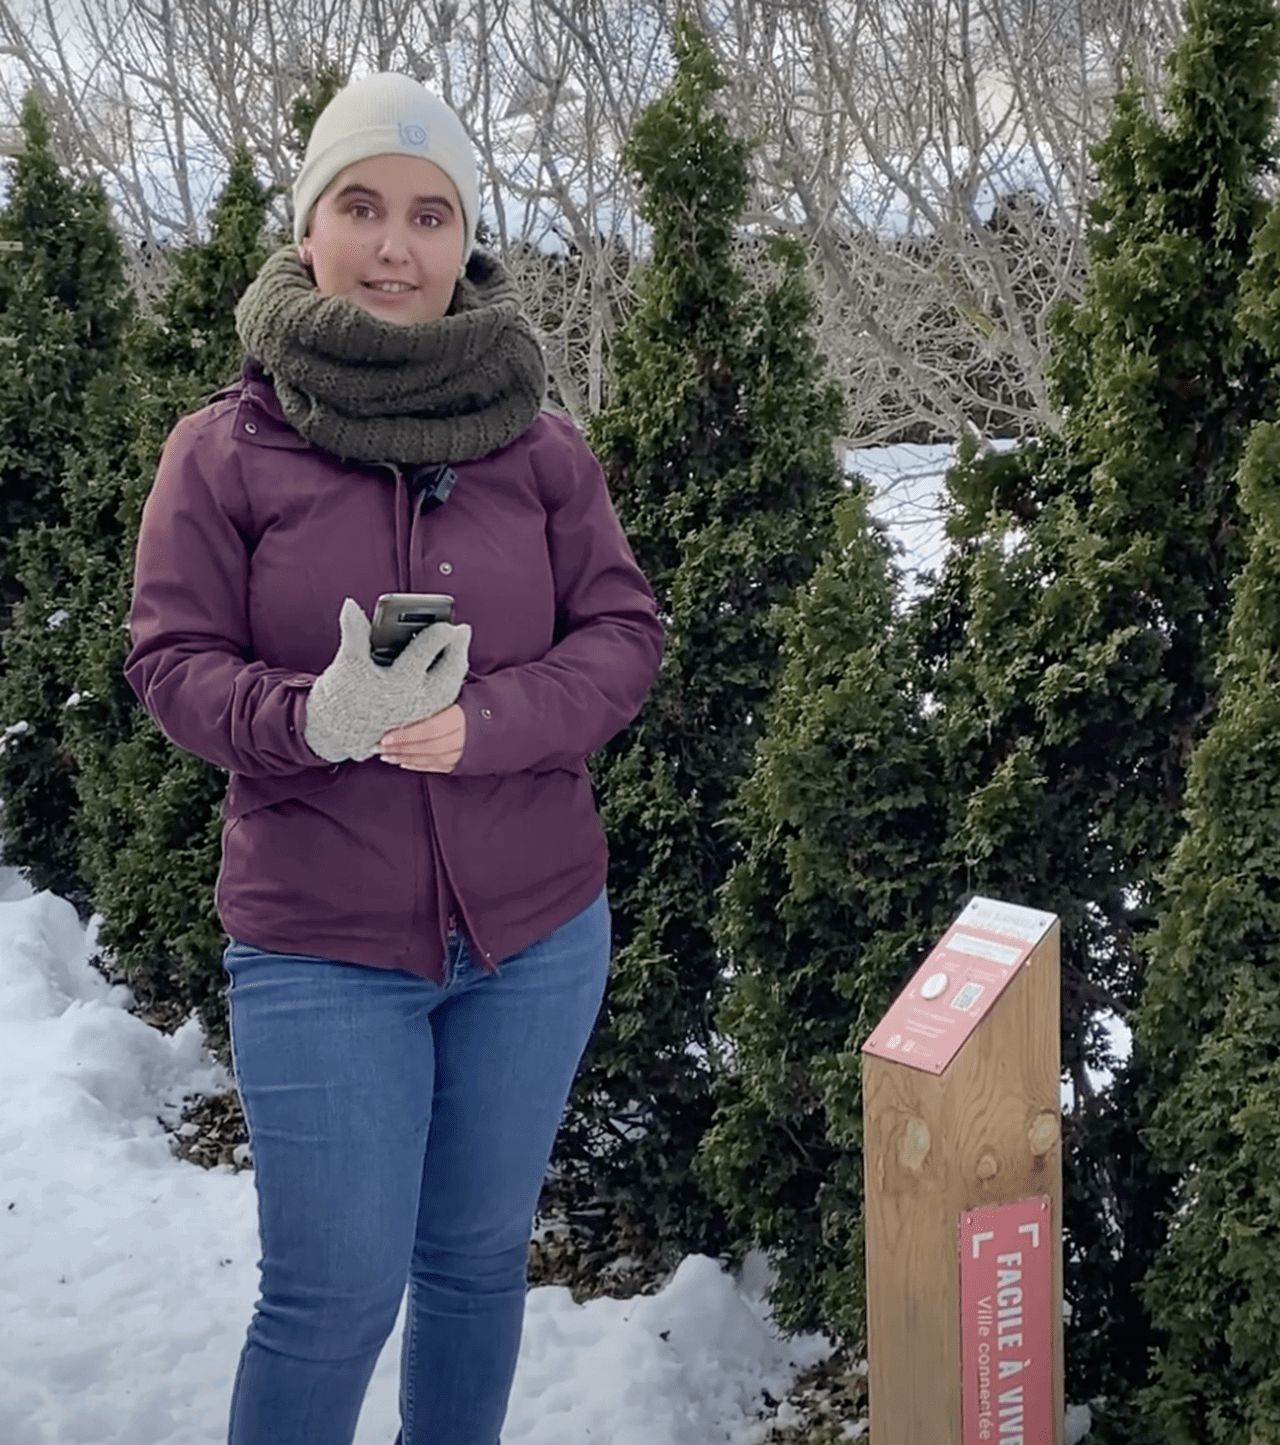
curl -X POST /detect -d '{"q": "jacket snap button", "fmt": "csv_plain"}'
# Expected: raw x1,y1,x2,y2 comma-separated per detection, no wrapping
439,561,453,575
243,422,257,434
481,707,492,719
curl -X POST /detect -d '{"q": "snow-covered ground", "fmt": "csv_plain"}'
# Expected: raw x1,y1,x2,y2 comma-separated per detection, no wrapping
0,872,834,1445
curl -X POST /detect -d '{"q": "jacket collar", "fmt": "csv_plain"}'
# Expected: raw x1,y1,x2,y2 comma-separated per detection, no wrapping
228,359,312,451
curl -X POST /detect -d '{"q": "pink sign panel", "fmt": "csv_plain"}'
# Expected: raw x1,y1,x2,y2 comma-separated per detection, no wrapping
862,896,1056,1074
960,1196,1055,1445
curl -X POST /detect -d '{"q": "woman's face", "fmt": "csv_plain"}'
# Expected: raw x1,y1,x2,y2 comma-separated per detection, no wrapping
300,152,467,326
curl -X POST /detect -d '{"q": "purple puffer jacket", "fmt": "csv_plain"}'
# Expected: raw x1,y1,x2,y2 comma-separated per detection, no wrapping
126,364,663,982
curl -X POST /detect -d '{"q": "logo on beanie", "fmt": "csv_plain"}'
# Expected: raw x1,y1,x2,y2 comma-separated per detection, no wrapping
399,120,429,149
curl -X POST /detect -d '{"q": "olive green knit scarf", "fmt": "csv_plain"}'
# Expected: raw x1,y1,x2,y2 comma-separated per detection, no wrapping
234,246,547,464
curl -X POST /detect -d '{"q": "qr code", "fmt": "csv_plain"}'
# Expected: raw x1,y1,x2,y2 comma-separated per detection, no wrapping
950,981,984,1012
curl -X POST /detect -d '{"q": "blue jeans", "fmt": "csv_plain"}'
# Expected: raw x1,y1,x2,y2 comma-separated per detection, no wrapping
222,890,610,1445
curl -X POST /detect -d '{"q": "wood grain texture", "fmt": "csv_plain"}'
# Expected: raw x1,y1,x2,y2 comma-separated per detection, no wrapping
863,925,1063,1444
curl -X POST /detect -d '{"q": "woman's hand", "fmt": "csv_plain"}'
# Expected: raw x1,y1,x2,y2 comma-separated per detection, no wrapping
378,704,467,772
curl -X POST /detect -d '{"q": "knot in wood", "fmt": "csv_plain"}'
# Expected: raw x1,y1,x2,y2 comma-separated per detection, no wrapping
1028,1111,1060,1157
899,1118,930,1172
975,1152,999,1181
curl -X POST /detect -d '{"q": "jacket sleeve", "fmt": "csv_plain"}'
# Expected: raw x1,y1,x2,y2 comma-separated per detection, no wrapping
125,410,327,778
452,418,663,776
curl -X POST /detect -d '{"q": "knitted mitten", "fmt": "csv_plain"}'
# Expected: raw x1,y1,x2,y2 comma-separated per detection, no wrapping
303,597,472,763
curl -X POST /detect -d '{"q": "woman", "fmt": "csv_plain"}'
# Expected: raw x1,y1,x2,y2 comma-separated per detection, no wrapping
126,72,662,1445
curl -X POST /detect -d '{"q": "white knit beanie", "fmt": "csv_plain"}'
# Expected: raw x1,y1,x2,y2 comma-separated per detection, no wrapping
292,72,480,257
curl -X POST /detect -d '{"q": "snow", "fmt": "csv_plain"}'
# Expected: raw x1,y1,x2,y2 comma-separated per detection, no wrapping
0,717,30,753
851,442,952,594
851,438,1027,593
1066,1404,1093,1444
0,871,834,1445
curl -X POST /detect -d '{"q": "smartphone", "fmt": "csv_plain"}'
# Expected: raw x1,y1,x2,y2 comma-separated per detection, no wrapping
368,592,455,667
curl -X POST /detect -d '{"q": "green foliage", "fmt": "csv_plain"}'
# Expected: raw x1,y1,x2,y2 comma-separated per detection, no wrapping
0,93,131,897
0,96,128,605
691,0,1280,1417
79,724,230,1028
557,19,846,1250
921,0,1280,1419
286,64,344,164
140,147,277,388
67,147,272,1044
0,523,95,899
700,491,955,1344
1133,251,1280,1439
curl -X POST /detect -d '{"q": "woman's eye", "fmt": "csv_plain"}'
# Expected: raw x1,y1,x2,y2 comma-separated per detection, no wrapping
415,212,441,227
350,202,375,219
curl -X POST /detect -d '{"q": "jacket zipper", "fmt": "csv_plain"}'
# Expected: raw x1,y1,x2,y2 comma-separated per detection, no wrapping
376,459,495,975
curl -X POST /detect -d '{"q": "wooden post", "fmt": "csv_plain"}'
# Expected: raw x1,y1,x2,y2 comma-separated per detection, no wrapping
861,898,1064,1445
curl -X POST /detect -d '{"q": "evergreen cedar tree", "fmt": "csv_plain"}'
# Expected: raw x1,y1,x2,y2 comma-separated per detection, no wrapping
555,18,847,1253
703,0,1280,1435
1134,199,1280,1445
927,0,1280,1430
0,94,130,904
700,488,952,1347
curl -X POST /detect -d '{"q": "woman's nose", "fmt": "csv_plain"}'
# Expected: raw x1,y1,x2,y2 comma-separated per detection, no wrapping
375,225,411,262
